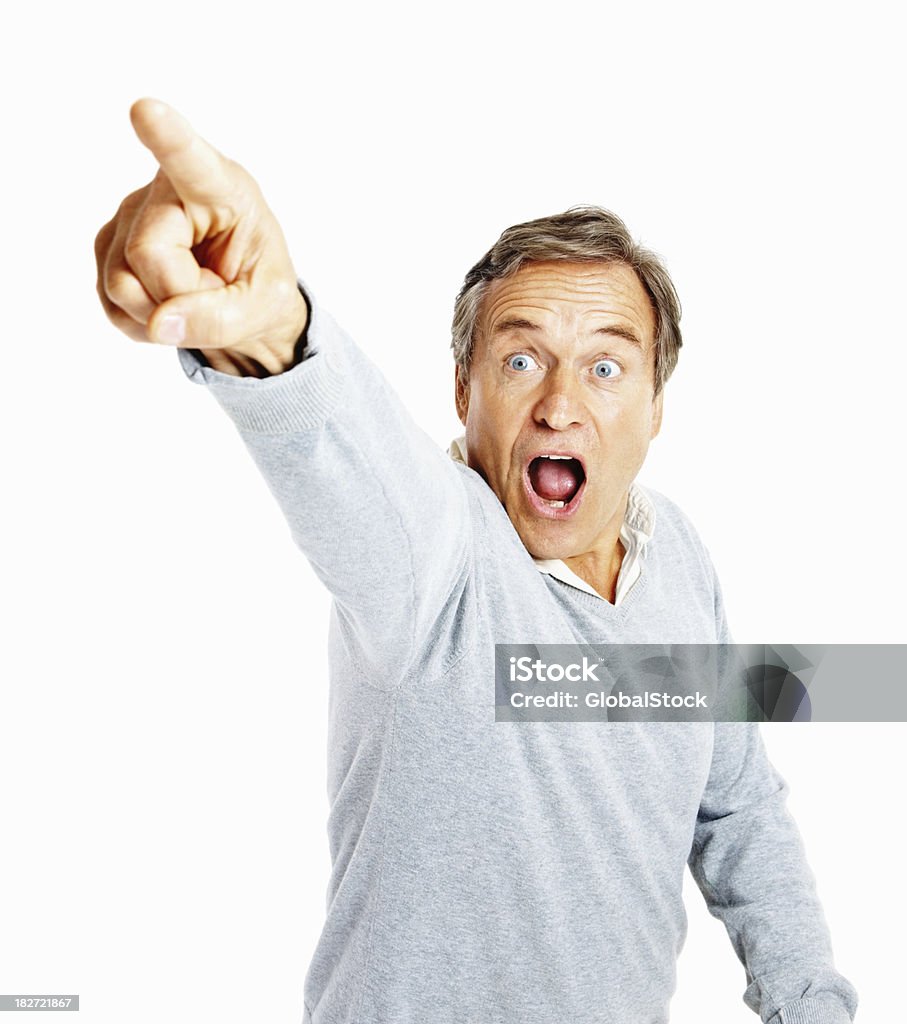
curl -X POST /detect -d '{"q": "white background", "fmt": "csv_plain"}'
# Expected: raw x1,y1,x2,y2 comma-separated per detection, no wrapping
1,2,903,1022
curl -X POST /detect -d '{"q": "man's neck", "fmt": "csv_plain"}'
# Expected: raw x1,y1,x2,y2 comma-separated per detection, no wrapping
560,489,631,603
563,537,627,604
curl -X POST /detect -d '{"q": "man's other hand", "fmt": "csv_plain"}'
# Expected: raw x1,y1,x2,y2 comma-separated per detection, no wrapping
95,99,308,377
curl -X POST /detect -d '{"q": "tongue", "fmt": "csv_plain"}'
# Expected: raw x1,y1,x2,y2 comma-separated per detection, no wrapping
529,458,581,502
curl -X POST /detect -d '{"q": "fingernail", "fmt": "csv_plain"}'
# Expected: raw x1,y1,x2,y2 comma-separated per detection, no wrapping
157,315,185,345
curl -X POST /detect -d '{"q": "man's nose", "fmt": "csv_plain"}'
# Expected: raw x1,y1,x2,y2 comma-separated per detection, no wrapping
532,366,586,431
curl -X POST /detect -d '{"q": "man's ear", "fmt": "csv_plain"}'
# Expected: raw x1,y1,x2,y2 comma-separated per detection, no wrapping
455,364,470,425
650,388,664,440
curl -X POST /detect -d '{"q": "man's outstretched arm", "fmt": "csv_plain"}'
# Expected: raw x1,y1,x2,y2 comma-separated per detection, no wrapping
95,100,472,679
688,722,858,1024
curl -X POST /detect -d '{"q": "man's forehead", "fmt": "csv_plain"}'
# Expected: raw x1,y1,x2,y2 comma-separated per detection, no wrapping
479,260,657,349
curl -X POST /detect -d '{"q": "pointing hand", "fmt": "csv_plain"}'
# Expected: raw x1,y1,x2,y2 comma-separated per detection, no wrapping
95,99,308,377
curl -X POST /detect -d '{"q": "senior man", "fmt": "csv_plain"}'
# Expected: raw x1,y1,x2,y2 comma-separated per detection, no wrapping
96,100,858,1024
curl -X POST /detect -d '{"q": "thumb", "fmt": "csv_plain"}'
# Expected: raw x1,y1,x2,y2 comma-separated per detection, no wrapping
130,98,236,207
147,281,253,350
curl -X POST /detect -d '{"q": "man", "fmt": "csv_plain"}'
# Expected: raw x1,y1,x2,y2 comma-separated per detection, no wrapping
95,99,858,1024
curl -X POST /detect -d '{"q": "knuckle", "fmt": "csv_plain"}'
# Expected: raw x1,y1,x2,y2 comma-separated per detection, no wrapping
105,270,138,313
94,221,112,259
96,275,113,310
123,235,168,276
117,183,150,217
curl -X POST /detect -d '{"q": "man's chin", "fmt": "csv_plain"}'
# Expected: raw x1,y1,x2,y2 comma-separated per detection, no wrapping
513,516,580,562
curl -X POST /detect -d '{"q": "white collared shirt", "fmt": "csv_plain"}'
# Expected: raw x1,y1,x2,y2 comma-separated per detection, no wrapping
448,435,655,605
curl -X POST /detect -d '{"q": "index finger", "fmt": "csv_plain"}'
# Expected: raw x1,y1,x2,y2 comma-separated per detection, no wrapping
129,98,236,206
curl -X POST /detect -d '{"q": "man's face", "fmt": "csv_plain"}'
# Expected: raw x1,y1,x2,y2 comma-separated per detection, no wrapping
455,260,663,565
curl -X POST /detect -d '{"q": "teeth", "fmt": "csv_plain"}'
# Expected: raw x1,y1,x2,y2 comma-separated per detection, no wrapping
540,454,572,460
544,499,566,508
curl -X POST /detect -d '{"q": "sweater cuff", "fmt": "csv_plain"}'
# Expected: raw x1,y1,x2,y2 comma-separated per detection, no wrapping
769,997,855,1024
175,282,346,434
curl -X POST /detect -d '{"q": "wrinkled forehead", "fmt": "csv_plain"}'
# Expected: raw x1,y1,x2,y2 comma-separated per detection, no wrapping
476,260,657,356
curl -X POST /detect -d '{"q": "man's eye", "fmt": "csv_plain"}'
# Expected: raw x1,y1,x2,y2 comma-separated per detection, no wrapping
593,359,621,379
507,354,538,372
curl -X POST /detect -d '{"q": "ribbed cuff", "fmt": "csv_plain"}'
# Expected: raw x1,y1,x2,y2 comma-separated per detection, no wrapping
771,996,855,1023
175,283,347,434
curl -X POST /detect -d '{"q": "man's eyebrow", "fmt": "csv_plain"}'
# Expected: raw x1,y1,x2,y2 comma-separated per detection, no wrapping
490,317,541,335
593,325,643,349
491,317,644,349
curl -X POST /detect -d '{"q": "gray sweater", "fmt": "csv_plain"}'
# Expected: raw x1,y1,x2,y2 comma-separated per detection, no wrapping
177,291,858,1024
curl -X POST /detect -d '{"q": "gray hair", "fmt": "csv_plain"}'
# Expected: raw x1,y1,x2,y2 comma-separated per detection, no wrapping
451,205,682,395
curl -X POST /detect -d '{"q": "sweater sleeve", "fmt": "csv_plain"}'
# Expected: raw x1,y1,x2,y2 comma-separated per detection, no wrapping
686,529,857,1022
175,285,471,681
688,725,858,1023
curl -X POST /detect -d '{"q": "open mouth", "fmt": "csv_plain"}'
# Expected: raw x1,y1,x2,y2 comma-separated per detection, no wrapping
524,453,587,517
